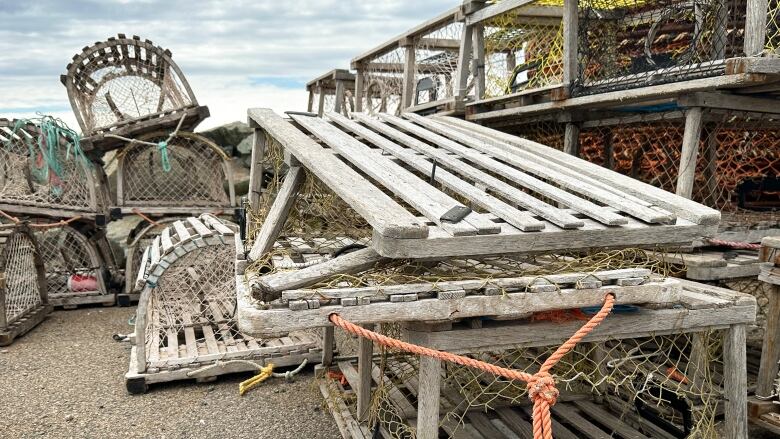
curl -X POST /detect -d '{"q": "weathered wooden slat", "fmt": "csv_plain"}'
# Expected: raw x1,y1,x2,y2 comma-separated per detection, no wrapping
326,111,545,232
248,166,305,261
379,113,628,226
572,400,650,439
351,113,583,229
186,217,213,237
404,113,675,224
435,115,721,225
291,114,487,236
247,108,427,239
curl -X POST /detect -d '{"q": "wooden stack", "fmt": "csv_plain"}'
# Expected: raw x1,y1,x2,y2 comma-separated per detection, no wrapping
60,35,238,305
235,109,755,438
0,119,119,309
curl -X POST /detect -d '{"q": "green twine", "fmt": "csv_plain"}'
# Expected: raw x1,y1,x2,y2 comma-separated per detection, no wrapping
157,141,172,173
3,114,89,180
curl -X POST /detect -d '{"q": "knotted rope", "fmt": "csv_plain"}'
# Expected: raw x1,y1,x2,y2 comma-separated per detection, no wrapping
705,238,761,251
329,293,615,439
105,114,186,173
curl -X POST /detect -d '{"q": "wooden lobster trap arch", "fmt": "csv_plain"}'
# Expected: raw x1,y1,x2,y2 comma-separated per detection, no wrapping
116,131,236,215
31,221,116,308
61,34,209,152
125,214,321,393
0,224,50,346
0,119,111,220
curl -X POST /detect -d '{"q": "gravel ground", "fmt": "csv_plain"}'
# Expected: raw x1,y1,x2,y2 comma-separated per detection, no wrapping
0,306,340,439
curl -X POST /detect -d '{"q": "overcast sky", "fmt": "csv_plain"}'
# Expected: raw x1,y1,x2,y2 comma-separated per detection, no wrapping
0,0,455,132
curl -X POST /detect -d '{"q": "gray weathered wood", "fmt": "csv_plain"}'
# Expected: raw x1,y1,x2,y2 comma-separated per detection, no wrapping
354,66,365,113
455,24,474,100
563,0,578,85
247,108,427,239
248,127,266,208
756,284,780,397
334,80,345,114
466,0,539,25
723,324,748,439
745,0,770,56
251,248,385,302
357,324,374,422
417,354,442,439
401,45,416,109
472,23,486,100
676,107,703,199
563,122,579,156
248,166,305,261
326,112,545,232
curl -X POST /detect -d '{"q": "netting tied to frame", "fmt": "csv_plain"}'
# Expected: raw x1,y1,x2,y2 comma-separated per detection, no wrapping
0,225,46,330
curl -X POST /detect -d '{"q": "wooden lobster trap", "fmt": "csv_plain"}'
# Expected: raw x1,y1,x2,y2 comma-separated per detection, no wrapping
0,224,50,346
115,131,236,215
0,118,112,221
30,220,117,308
61,34,209,152
307,69,356,117
125,214,322,393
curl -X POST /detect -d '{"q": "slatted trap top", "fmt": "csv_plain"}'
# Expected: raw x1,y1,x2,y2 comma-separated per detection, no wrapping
0,119,111,218
61,34,208,150
248,109,720,259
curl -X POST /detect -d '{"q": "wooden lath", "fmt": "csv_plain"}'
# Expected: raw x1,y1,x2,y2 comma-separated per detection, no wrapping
247,108,720,260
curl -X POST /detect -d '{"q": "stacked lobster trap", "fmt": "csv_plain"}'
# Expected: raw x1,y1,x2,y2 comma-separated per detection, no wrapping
307,69,356,117
236,109,754,438
60,34,237,305
125,214,322,393
0,117,119,308
0,224,50,345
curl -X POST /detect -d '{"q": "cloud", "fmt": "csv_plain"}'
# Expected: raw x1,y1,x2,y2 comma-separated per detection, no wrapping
0,0,455,132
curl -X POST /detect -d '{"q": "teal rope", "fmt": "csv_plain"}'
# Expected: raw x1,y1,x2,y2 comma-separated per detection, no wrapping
4,114,89,178
157,141,172,173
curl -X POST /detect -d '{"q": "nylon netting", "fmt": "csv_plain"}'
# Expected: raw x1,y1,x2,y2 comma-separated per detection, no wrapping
2,231,42,325
575,0,745,96
360,48,406,115
718,277,773,344
311,89,354,116
143,243,239,368
0,120,99,213
126,218,184,294
504,119,567,151
323,327,727,439
483,0,564,98
413,22,463,106
34,225,103,298
118,132,231,208
766,0,780,54
65,35,194,134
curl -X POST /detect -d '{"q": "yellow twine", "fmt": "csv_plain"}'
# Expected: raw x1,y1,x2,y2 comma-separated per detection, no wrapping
239,363,275,395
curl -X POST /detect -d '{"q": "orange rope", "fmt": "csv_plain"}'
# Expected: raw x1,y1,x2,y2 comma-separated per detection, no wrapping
0,209,82,229
131,208,160,226
328,293,615,439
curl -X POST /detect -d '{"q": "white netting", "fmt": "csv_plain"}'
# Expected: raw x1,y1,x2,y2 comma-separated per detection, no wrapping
0,119,104,214
2,230,43,325
64,34,195,134
118,132,232,208
34,225,103,298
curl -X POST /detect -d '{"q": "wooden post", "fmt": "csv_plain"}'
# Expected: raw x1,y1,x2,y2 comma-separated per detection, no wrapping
756,284,780,397
307,89,314,113
357,323,374,422
745,0,769,56
322,326,335,367
334,79,345,114
0,274,7,330
563,0,579,87
564,123,580,156
711,0,729,59
676,107,704,199
248,166,305,261
603,130,614,170
417,356,441,439
402,44,417,110
355,65,365,113
455,24,475,101
317,86,326,117
723,324,748,439
472,23,486,100
247,126,266,208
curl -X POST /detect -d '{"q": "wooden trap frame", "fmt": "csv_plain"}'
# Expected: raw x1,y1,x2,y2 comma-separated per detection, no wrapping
316,281,754,439
30,220,117,309
115,131,236,215
61,34,209,152
307,69,357,117
0,119,112,221
748,236,780,435
125,214,322,393
0,224,50,346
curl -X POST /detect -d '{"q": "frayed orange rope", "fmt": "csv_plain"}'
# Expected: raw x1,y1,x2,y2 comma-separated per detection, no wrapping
329,293,616,439
0,209,82,229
